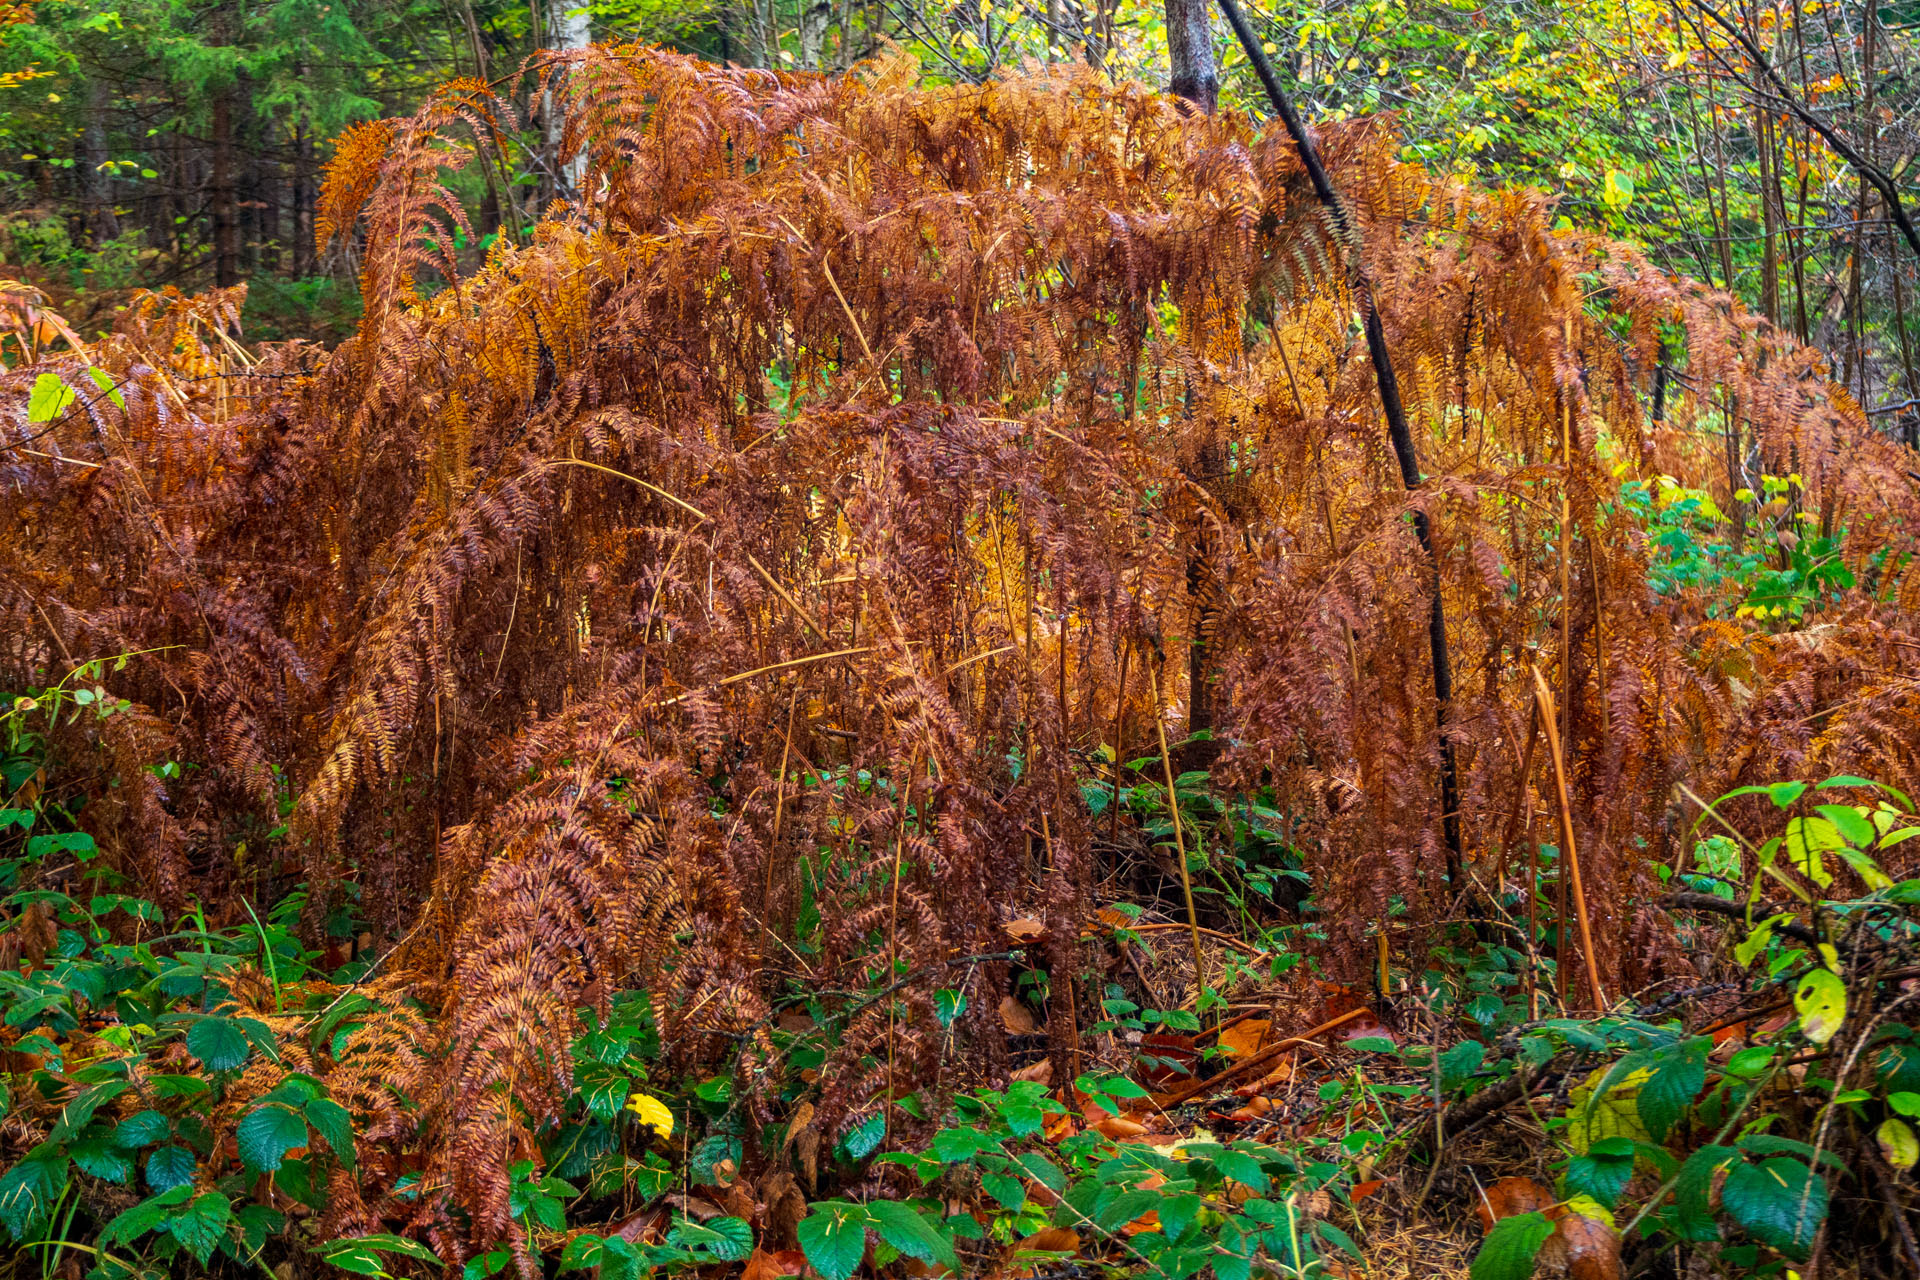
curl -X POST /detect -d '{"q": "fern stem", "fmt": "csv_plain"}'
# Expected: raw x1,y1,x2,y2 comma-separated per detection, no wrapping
1531,667,1605,1010
1214,0,1463,887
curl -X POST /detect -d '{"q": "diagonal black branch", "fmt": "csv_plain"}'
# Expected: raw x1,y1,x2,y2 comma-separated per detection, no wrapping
1213,0,1464,886
1680,0,1920,264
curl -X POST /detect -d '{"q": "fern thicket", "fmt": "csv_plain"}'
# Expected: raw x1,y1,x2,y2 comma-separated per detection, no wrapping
4,49,1918,1258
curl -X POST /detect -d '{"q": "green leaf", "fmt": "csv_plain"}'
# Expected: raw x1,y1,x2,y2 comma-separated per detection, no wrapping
1215,1148,1270,1193
1441,1039,1486,1089
114,1109,171,1149
100,1185,193,1248
837,1111,886,1162
1013,1151,1066,1193
237,1103,309,1172
1637,1038,1709,1142
1565,1136,1635,1208
27,373,75,423
85,366,126,410
867,1200,955,1267
1722,1157,1826,1260
0,1144,68,1240
669,1215,755,1261
186,1016,251,1071
1470,1211,1556,1280
1794,968,1846,1046
52,1077,131,1141
70,1133,135,1183
982,1171,1027,1210
145,1145,196,1192
1814,804,1875,848
161,1191,234,1264
317,1231,444,1274
1767,781,1809,809
797,1202,869,1280
304,1097,356,1169
935,989,966,1028
1784,816,1843,887
1095,1188,1162,1231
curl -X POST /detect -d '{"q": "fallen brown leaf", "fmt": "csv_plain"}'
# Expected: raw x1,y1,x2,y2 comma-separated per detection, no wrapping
742,1247,811,1280
1216,1019,1272,1060
1000,996,1038,1035
1010,1058,1054,1085
1475,1177,1554,1233
1004,917,1047,944
1544,1211,1622,1280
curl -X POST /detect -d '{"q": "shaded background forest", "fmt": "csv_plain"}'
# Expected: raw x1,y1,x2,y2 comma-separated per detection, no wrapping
5,0,1920,435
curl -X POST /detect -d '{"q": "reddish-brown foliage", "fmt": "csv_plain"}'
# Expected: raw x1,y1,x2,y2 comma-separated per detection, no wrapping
4,48,1917,1256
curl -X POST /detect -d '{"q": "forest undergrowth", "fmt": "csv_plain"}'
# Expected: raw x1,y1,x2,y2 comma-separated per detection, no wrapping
4,48,1920,1280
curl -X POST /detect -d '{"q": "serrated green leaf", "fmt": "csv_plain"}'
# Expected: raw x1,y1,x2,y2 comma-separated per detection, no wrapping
186,1016,251,1071
1722,1157,1826,1260
669,1214,754,1261
85,366,126,410
27,373,75,424
100,1185,192,1248
1637,1038,1708,1142
982,1170,1026,1210
70,1133,135,1182
1470,1210,1555,1280
161,1191,233,1264
237,1102,309,1172
1814,804,1875,848
0,1145,68,1240
304,1097,356,1169
867,1200,955,1267
1566,1138,1635,1208
317,1231,444,1274
1768,781,1809,809
1095,1187,1162,1231
114,1109,171,1149
797,1202,869,1280
838,1110,886,1162
144,1145,195,1192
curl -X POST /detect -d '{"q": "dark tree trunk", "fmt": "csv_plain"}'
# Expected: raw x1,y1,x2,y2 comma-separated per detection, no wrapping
1165,0,1218,111
81,78,119,244
211,89,239,287
293,122,314,277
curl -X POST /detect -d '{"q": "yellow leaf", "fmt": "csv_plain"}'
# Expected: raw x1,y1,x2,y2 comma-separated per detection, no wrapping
626,1091,675,1137
1880,1118,1919,1170
1794,968,1846,1046
1567,1065,1653,1153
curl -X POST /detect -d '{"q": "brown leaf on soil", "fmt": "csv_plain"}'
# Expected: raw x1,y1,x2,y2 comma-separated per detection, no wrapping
1540,1212,1622,1280
1002,1228,1081,1279
1233,1054,1297,1096
1004,917,1047,944
1090,1113,1150,1140
1010,1058,1054,1085
1226,1095,1273,1123
1000,995,1038,1034
1475,1177,1555,1233
1216,1019,1272,1060
742,1247,811,1280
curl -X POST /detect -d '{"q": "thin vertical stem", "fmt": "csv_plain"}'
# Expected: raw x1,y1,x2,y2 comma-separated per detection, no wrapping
1531,668,1605,1011
1156,678,1210,1029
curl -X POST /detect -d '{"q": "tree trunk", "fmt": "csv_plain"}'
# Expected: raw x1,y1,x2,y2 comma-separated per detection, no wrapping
211,89,239,288
81,78,119,245
1165,0,1217,110
546,0,591,195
